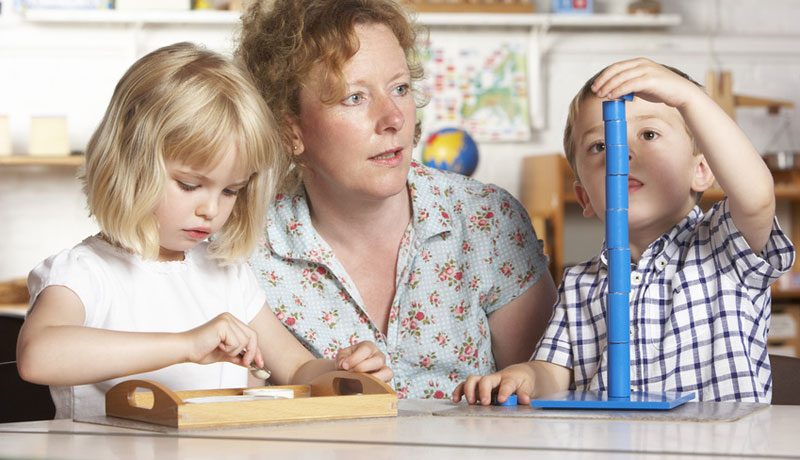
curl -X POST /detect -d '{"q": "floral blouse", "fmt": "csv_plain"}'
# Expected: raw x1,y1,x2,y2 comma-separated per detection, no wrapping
250,162,548,399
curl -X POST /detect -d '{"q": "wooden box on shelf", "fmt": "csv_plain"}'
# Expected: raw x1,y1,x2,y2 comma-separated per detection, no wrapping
405,0,535,14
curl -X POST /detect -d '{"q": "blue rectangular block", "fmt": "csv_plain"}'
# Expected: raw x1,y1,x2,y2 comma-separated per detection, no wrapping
607,292,630,343
607,342,631,399
605,144,629,175
602,100,626,121
528,390,694,410
608,248,631,292
604,120,627,145
605,175,628,210
605,210,628,248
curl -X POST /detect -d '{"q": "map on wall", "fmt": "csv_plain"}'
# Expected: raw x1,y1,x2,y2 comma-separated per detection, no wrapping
418,35,531,142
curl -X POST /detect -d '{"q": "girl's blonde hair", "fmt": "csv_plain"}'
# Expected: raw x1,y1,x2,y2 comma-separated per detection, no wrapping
83,42,285,262
237,0,426,191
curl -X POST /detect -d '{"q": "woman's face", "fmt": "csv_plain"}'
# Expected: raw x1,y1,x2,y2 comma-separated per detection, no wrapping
293,22,416,204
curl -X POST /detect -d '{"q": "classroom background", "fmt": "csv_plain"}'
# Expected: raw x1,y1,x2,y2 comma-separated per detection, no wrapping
1,0,799,356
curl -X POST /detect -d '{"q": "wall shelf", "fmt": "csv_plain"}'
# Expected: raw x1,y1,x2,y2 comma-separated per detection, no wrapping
0,155,83,166
21,9,681,29
21,9,242,25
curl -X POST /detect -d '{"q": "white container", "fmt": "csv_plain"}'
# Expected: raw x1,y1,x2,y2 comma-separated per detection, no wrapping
28,116,69,156
0,116,11,156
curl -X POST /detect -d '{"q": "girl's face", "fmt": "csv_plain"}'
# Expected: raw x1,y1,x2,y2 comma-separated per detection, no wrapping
153,145,251,261
292,22,417,204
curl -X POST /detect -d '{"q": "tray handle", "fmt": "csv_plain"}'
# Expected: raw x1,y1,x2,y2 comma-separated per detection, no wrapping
310,371,396,397
105,379,183,427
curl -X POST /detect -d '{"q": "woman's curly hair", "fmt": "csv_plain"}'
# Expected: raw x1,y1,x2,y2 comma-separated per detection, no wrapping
236,0,426,190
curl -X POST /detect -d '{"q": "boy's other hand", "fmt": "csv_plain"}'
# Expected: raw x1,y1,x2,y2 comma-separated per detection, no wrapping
452,363,536,406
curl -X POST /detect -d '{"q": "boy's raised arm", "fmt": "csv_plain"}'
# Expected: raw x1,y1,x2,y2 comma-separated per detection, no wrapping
592,58,775,253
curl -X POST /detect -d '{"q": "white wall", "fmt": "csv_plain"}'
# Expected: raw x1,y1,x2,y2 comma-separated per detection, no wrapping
2,0,800,280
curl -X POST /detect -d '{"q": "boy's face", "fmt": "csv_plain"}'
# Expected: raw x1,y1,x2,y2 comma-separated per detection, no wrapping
571,95,709,240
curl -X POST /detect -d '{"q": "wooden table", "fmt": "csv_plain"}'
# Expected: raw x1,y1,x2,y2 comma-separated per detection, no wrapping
1,399,798,459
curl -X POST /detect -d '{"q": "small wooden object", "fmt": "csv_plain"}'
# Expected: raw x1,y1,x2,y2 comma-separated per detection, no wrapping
105,371,397,429
706,70,795,120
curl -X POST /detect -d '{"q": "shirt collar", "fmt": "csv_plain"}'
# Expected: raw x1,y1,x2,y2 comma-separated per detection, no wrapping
266,188,334,263
407,161,455,241
266,161,455,261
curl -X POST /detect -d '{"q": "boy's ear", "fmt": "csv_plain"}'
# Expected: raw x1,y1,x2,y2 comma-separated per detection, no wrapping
691,153,716,193
288,117,305,156
574,180,597,218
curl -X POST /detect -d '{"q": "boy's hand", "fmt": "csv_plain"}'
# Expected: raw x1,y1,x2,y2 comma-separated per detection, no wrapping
452,363,536,406
184,312,265,371
336,341,394,383
591,57,706,110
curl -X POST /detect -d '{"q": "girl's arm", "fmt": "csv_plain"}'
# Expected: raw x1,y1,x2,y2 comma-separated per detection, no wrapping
249,304,393,385
17,285,263,386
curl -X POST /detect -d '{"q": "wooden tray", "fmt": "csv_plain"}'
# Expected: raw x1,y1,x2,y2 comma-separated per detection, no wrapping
105,371,397,429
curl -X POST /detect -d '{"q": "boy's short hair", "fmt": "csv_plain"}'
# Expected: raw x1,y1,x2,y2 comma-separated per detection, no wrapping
83,42,285,263
237,0,427,191
563,63,702,184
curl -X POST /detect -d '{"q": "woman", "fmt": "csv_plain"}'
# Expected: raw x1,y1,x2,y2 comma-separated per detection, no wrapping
238,0,557,399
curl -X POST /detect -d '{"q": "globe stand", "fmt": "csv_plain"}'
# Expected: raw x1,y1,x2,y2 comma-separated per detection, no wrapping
518,93,695,410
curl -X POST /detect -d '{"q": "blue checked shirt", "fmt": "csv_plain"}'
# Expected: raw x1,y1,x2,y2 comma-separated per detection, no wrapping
532,199,795,402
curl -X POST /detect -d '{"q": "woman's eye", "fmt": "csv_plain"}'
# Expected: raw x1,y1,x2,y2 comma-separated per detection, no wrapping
344,93,363,105
394,84,410,96
588,142,606,154
177,181,197,191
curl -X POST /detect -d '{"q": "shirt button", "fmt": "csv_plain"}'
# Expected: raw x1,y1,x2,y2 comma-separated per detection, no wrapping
656,257,667,269
631,272,642,284
629,325,635,336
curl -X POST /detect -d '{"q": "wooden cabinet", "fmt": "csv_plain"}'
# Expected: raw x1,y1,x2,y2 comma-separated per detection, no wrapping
520,153,800,356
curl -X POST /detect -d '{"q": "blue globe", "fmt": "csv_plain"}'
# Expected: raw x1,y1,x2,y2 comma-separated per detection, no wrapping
421,128,479,176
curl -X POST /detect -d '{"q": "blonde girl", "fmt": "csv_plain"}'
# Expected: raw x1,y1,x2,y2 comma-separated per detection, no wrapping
17,42,390,419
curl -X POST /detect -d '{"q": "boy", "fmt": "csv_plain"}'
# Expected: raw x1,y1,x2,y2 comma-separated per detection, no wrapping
453,58,795,404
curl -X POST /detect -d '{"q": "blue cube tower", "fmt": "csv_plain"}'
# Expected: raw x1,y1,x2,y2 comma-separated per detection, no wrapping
603,94,633,399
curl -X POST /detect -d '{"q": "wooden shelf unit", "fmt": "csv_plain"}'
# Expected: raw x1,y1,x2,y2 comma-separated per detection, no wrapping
21,8,681,29
0,155,83,166
520,153,800,356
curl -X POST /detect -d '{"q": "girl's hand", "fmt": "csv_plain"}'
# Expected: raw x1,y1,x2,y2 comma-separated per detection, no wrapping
591,57,706,110
335,341,393,383
184,312,265,371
